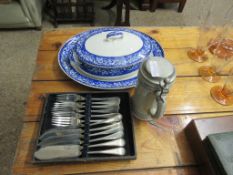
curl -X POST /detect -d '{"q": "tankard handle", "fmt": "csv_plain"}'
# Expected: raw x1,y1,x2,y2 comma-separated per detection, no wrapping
154,92,167,118
149,91,166,119
151,80,169,119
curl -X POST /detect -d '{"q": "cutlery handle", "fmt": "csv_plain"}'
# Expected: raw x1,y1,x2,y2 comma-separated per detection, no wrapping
90,113,120,118
89,138,125,148
90,104,119,109
91,108,119,113
90,131,124,143
91,100,120,105
88,148,125,155
92,97,120,102
90,114,122,126
90,125,123,137
90,121,122,132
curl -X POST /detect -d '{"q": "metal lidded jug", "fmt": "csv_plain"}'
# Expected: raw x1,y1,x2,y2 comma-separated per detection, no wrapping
132,56,176,121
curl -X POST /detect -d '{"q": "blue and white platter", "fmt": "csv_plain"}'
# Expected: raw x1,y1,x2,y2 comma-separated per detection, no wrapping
58,28,164,90
58,38,137,89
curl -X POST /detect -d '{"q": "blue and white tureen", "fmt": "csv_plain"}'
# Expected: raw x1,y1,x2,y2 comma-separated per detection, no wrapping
58,27,164,90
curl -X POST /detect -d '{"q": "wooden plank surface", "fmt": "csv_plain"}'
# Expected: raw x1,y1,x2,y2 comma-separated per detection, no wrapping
25,77,233,120
32,49,233,81
16,114,233,175
91,167,200,175
34,49,207,80
16,114,233,174
33,27,233,81
39,27,200,51
13,115,197,175
39,27,227,51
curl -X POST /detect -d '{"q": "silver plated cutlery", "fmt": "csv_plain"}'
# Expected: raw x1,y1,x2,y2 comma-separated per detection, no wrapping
56,94,120,103
39,123,123,143
52,106,119,114
51,112,122,119
53,100,120,108
34,146,126,160
39,121,124,141
38,130,124,147
34,94,128,161
88,138,125,148
51,113,122,127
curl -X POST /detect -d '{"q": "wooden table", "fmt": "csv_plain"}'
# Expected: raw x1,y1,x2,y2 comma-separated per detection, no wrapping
12,27,233,175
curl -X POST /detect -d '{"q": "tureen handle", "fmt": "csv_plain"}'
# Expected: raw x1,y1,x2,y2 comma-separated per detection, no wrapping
106,32,123,40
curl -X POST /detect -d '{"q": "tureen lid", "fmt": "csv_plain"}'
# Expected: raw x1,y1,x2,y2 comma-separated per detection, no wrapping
75,28,154,68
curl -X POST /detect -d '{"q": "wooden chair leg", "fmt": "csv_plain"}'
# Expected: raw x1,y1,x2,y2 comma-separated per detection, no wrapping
115,0,123,26
124,0,130,26
150,0,159,12
178,0,186,12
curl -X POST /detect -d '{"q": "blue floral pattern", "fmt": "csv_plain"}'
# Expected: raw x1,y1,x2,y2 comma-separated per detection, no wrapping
72,53,140,76
70,29,164,77
74,28,164,68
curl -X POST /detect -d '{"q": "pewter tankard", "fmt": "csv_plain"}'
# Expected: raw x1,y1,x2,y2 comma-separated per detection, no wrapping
132,57,176,121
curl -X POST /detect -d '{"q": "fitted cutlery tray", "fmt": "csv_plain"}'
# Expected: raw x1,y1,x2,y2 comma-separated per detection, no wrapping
33,91,136,163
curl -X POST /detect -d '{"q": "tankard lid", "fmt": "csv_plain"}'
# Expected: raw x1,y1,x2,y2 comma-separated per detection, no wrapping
143,57,175,79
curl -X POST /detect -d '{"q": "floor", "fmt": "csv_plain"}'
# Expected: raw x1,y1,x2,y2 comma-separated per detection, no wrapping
0,0,232,174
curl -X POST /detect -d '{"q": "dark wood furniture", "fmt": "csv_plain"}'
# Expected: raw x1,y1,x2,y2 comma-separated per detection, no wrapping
46,0,130,27
185,116,233,175
46,0,95,27
150,0,187,12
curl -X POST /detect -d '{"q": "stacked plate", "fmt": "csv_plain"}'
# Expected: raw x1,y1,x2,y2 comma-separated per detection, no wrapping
58,28,164,89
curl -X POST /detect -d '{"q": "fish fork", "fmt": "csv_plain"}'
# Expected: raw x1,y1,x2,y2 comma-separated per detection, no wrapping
56,94,120,103
52,100,120,110
51,112,121,119
52,106,119,114
39,121,123,140
52,113,122,127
